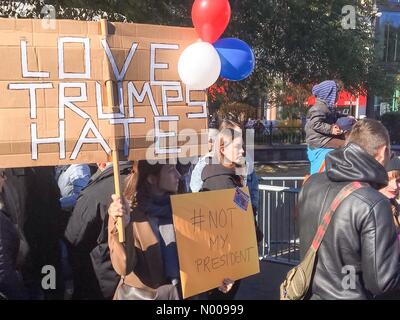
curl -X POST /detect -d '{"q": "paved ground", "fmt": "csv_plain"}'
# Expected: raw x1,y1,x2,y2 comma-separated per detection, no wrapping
235,261,292,300
230,163,302,300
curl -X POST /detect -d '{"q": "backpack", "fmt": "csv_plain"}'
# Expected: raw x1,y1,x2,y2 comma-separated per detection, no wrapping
280,182,365,300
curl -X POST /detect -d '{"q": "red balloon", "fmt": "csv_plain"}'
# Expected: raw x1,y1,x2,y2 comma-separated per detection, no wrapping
192,0,231,44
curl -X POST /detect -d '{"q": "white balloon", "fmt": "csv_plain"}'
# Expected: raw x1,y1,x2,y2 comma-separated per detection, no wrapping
178,41,221,90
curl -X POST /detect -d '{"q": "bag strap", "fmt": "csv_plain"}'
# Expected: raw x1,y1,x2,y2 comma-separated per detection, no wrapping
303,160,326,184
318,160,326,173
311,181,366,252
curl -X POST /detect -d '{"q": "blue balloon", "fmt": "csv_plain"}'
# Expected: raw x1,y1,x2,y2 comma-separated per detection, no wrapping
213,38,255,81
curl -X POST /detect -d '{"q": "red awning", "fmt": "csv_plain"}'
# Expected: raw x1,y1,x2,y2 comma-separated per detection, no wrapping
307,90,367,107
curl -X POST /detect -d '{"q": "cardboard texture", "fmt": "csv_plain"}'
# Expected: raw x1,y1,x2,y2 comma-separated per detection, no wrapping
0,18,208,168
170,187,260,299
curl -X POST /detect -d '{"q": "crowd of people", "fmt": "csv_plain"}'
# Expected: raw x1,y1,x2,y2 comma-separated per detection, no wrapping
1,79,400,300
298,80,400,299
0,117,262,300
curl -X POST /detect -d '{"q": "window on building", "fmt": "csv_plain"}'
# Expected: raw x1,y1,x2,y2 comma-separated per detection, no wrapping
383,23,400,62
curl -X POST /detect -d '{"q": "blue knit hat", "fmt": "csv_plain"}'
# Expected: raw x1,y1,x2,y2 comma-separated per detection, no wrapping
312,80,337,108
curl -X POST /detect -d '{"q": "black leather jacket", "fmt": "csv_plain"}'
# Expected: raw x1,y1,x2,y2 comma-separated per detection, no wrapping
299,143,400,299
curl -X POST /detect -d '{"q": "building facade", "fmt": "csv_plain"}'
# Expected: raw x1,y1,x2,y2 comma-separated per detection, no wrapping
368,1,400,117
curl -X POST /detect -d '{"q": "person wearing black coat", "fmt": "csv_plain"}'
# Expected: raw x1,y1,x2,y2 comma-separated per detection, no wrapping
0,173,27,300
0,167,63,300
0,208,27,300
299,119,400,300
64,162,132,300
200,121,246,300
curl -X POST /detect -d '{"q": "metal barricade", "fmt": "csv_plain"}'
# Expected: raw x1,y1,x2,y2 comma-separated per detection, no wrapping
260,176,304,189
257,178,303,266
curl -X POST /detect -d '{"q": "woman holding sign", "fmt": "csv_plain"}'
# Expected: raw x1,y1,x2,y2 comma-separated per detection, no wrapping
108,161,233,300
200,120,245,300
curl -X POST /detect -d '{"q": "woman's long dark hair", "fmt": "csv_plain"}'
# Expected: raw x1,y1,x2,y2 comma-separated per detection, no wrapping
124,161,163,206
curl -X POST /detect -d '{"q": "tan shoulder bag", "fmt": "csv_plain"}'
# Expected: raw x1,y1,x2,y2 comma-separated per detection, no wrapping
280,182,365,300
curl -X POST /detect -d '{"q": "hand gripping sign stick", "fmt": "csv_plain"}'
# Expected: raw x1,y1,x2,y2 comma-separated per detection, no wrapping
101,19,125,243
111,146,125,243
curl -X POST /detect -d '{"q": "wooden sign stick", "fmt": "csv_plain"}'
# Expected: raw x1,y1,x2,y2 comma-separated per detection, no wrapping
101,18,125,243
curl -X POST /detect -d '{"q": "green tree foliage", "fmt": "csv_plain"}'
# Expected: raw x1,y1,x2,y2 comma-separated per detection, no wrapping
219,101,257,123
225,0,396,105
0,0,396,108
271,82,311,120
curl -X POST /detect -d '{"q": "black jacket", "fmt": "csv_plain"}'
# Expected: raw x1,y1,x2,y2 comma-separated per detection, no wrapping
1,167,63,299
201,162,243,191
0,209,27,300
64,163,132,300
299,143,400,300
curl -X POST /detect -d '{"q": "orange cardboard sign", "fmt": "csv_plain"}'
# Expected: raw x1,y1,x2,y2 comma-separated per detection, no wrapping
171,187,260,299
0,18,208,168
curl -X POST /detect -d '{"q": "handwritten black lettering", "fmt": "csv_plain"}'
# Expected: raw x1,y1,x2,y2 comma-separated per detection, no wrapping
191,208,205,232
226,208,237,228
203,256,211,272
219,208,227,228
209,233,229,250
208,209,217,229
194,247,255,273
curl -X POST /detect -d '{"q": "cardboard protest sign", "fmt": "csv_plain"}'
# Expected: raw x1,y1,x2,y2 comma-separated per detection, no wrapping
0,18,208,168
171,187,260,299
